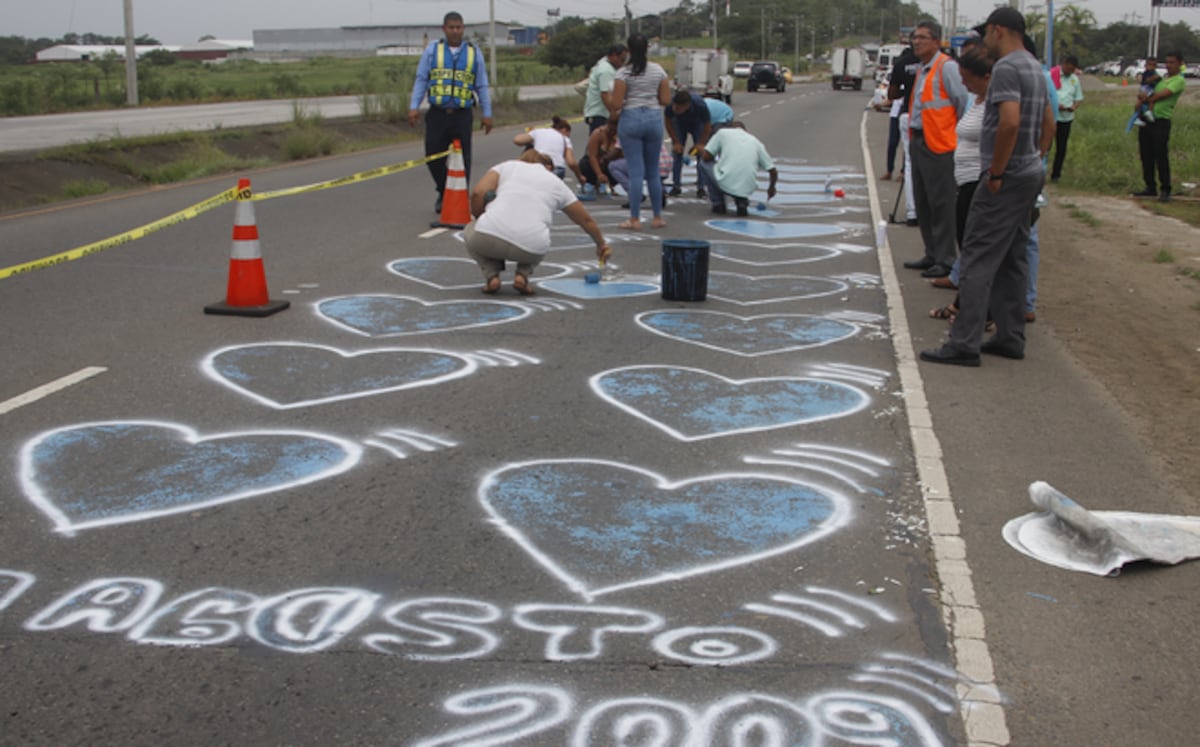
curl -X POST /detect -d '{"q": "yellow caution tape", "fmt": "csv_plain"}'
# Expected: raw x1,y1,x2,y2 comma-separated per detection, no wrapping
0,186,239,280
0,148,451,281
252,149,449,201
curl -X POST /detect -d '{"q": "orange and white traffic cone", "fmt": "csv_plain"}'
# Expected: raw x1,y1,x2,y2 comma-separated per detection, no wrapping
432,140,471,229
204,178,290,317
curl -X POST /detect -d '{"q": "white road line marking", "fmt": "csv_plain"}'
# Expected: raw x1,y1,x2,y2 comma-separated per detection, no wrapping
859,111,1010,747
0,367,107,416
420,227,448,239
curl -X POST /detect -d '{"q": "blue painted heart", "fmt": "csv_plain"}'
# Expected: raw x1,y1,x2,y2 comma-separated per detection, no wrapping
538,278,660,299
636,311,859,356
706,272,848,305
19,421,362,535
389,258,570,289
317,295,530,337
203,343,476,408
590,365,869,441
479,459,849,598
707,220,847,240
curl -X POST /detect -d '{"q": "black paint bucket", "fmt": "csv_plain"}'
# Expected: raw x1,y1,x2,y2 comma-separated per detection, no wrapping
661,240,710,301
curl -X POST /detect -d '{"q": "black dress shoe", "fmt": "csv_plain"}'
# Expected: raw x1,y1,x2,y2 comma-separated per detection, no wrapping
667,186,682,196
920,264,951,278
734,198,749,217
980,339,1025,359
920,345,981,367
696,188,707,199
903,256,935,270
905,218,919,227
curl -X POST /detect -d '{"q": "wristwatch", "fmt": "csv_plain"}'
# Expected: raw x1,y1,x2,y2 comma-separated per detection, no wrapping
988,172,1004,181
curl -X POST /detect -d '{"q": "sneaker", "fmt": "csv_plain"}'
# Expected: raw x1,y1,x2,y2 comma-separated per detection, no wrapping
1158,190,1171,203
905,218,919,227
667,186,682,197
1144,110,1155,122
434,195,443,213
1133,118,1146,127
711,203,728,214
696,188,707,199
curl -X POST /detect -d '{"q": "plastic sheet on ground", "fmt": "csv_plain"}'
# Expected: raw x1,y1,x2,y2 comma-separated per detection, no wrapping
1002,481,1200,576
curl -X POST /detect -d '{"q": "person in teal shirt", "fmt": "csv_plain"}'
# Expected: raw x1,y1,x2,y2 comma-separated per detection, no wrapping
1133,52,1186,202
697,121,778,216
1049,55,1083,182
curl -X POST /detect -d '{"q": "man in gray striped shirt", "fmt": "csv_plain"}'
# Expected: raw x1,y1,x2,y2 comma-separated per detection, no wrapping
921,7,1054,366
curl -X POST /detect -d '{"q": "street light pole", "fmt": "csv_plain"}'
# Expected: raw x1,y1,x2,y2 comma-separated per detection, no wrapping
489,0,496,92
123,0,138,106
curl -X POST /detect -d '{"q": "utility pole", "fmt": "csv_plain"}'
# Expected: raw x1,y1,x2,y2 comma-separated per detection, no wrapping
489,0,496,95
794,16,800,71
123,0,138,106
761,7,766,59
712,0,718,49
624,0,632,40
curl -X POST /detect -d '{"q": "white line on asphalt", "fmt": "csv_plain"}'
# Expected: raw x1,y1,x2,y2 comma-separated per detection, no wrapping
0,367,108,416
420,227,448,239
859,111,1010,747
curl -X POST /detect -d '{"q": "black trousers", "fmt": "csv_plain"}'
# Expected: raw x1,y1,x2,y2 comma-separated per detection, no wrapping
1050,120,1071,180
885,116,901,174
1138,118,1172,193
585,116,608,134
425,106,475,196
955,179,979,249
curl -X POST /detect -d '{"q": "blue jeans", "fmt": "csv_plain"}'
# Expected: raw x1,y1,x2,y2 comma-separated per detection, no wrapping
669,119,705,188
1026,222,1039,314
618,107,665,220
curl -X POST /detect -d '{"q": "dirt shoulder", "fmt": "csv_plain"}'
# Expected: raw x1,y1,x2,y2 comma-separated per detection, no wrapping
1037,192,1200,506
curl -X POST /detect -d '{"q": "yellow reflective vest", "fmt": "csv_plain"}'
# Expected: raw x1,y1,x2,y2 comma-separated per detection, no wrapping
429,41,478,109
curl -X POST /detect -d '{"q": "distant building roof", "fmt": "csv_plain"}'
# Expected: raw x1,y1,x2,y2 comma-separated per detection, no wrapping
35,45,178,62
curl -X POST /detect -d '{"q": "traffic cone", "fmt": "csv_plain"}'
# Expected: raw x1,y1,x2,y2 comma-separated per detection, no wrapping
432,140,471,229
204,178,290,317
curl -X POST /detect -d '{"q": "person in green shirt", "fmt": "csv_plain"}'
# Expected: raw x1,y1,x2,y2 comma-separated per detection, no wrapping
1049,55,1083,182
583,45,627,133
1133,52,1187,202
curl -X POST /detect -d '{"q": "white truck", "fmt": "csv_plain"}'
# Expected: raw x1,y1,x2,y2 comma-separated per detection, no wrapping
674,48,735,103
830,46,868,90
875,43,908,82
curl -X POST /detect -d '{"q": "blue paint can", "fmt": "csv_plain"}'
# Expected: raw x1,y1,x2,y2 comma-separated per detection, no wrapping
661,240,710,302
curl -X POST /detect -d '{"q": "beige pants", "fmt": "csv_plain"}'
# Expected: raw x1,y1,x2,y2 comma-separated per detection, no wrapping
463,222,544,280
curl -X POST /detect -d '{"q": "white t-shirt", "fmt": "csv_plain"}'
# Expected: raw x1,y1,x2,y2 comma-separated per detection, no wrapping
528,128,570,170
954,99,984,186
475,160,579,255
704,128,774,200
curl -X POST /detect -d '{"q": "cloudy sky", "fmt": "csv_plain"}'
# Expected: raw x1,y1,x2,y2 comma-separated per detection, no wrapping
5,0,1192,44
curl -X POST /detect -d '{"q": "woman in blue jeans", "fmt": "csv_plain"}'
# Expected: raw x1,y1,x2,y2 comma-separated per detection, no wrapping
609,33,671,230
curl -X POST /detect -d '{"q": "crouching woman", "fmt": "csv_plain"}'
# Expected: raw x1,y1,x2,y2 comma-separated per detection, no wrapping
464,149,612,295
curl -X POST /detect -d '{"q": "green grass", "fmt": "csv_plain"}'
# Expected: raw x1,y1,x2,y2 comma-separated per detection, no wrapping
59,179,110,199
1066,206,1102,227
1051,89,1198,197
0,53,581,116
1154,248,1177,263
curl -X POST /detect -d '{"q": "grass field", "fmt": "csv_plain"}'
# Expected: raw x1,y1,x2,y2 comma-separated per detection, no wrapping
1050,87,1198,219
0,53,582,116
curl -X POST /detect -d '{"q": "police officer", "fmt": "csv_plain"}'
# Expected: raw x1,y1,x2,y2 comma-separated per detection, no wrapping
409,12,494,213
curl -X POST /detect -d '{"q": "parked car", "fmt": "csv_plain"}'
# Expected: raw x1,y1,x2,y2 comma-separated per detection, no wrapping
732,60,754,78
1103,60,1124,76
747,61,786,92
1124,60,1147,78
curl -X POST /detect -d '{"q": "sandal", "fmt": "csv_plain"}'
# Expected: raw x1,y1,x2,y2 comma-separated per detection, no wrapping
651,217,667,229
618,219,642,230
513,273,535,296
482,276,501,295
929,304,958,320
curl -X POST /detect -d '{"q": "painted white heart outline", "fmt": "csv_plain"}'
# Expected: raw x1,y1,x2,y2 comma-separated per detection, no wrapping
477,459,851,600
387,257,572,290
633,310,860,357
19,421,362,536
315,294,533,337
201,342,480,409
705,271,849,306
709,240,873,267
589,365,869,441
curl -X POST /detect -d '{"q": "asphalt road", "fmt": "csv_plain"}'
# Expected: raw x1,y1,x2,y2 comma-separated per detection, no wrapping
1,83,1196,746
0,84,578,153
